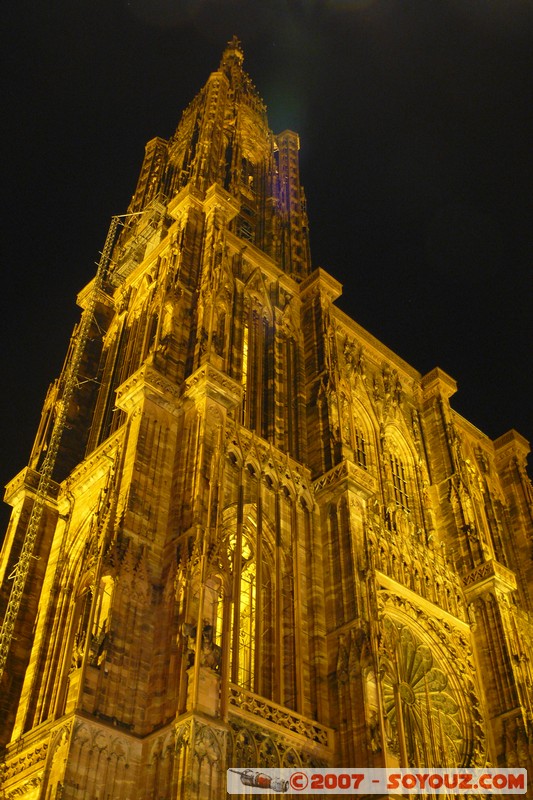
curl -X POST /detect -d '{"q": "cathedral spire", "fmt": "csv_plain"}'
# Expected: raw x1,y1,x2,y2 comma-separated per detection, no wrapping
218,35,247,89
123,37,311,279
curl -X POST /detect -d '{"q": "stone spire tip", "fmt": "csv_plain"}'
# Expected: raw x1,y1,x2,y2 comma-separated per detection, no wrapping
221,36,244,67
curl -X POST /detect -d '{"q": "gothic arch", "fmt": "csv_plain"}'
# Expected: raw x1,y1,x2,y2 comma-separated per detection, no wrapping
243,268,273,321
257,735,281,767
147,730,176,800
381,424,422,524
243,455,261,484
229,724,259,768
282,746,302,768
348,394,379,473
220,502,296,704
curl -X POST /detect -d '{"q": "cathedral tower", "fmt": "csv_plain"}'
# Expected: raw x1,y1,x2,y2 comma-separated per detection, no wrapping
1,38,532,799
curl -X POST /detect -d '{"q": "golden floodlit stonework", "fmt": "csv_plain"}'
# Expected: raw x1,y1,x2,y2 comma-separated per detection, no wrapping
0,38,532,799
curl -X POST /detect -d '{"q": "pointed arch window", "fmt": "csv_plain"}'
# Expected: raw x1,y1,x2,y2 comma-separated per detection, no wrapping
390,454,409,510
238,560,256,689
241,307,271,435
229,529,257,692
354,428,367,469
204,575,225,652
241,322,249,401
227,509,283,703
350,404,372,472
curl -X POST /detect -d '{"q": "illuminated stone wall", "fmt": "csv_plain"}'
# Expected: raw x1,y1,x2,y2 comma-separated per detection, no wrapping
0,37,531,799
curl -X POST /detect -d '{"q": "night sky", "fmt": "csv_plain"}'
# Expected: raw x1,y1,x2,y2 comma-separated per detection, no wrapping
2,1,532,532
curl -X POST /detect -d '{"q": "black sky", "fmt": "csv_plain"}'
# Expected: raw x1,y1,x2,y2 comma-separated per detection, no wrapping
1,0,532,531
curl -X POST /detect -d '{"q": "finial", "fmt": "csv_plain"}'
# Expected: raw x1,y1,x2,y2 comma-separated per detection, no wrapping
221,36,244,68
228,35,243,53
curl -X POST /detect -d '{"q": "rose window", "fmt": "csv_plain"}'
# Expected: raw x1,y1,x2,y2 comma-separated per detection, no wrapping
379,617,464,767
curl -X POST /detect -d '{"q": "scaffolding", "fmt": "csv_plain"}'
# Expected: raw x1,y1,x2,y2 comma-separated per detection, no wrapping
0,216,123,681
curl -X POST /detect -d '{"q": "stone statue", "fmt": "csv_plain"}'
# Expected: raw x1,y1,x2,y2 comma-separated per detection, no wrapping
183,621,222,672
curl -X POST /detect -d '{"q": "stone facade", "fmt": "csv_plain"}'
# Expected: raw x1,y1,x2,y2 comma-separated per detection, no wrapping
0,38,532,799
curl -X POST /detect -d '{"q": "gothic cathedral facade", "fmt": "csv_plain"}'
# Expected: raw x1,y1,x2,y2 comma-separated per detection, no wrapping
1,39,532,799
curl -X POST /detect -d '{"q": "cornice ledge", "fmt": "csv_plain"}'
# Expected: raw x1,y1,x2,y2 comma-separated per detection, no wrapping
64,433,123,495
493,429,531,461
76,279,114,311
313,459,377,500
167,183,205,219
116,363,182,416
182,363,243,410
421,367,457,401
299,267,342,303
4,467,60,506
376,573,471,634
203,183,240,220
462,558,517,598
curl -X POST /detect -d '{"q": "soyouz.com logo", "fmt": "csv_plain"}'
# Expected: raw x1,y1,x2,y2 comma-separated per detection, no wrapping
227,767,527,794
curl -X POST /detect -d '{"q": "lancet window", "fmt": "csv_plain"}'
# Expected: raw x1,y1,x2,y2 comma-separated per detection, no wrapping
226,504,296,707
354,428,367,469
241,305,273,438
237,560,256,689
241,321,249,405
390,454,410,511
230,530,257,690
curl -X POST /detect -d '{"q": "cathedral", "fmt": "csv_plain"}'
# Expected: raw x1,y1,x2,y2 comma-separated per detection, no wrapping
0,38,532,799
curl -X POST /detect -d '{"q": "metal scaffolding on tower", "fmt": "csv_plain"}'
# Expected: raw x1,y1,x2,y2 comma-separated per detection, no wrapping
0,215,127,680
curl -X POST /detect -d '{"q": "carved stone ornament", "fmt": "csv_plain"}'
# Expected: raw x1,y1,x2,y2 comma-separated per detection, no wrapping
228,718,329,770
